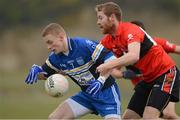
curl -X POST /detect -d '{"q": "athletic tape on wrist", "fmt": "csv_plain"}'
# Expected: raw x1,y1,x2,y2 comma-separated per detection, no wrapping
97,76,106,84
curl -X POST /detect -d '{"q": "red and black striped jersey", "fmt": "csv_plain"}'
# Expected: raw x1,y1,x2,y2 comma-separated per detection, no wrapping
131,37,177,85
154,37,176,53
100,22,175,83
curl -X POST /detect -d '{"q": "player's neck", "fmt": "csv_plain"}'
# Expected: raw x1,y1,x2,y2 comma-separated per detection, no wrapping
62,37,69,55
63,51,69,56
111,22,119,37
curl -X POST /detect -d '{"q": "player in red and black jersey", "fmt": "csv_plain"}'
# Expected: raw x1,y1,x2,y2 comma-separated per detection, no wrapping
130,20,180,85
121,20,180,119
95,2,180,119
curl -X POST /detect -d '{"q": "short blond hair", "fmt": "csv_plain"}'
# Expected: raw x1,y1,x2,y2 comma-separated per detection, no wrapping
95,2,122,21
41,23,66,37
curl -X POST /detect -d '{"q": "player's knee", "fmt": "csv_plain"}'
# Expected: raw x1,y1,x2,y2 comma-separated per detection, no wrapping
143,113,158,119
122,112,131,119
122,109,141,119
48,111,74,120
48,113,63,120
122,114,130,119
48,113,54,120
143,106,160,119
162,112,179,119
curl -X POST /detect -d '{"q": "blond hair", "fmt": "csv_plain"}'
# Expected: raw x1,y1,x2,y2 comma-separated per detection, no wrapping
95,2,122,21
41,23,66,37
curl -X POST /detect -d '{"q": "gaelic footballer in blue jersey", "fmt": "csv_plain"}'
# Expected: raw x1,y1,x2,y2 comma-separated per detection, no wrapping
25,23,122,120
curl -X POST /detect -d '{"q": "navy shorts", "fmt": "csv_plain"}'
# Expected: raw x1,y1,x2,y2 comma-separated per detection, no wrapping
128,66,180,117
70,82,121,117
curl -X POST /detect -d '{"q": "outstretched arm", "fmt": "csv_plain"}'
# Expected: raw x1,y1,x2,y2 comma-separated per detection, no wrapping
25,64,64,84
111,68,140,80
157,38,180,54
174,45,180,54
37,73,47,80
25,64,47,84
97,42,140,75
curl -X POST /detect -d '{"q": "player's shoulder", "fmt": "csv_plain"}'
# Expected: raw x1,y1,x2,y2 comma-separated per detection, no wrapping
48,52,57,59
122,22,140,31
154,37,167,44
71,37,87,41
47,52,58,64
154,37,167,42
122,22,144,37
72,37,98,46
122,21,133,26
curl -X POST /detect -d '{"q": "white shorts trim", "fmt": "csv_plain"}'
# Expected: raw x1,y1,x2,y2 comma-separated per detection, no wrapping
65,98,92,118
104,114,122,119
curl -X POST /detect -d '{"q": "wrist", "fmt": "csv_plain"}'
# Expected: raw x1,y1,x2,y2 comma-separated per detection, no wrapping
37,73,47,80
97,76,106,84
122,71,126,78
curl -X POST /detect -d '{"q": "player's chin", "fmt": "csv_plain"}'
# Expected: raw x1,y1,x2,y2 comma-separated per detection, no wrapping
99,29,106,34
102,30,108,34
99,28,107,34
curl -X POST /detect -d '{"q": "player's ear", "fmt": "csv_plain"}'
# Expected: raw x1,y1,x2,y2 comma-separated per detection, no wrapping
109,14,115,21
109,14,114,21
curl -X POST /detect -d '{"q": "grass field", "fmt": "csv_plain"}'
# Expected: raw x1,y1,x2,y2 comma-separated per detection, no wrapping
0,70,179,119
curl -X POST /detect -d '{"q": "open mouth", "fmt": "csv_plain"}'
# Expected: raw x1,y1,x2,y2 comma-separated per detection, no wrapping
99,25,102,28
99,26,104,30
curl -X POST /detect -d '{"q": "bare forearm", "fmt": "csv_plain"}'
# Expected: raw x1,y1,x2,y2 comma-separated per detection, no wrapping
174,45,180,54
96,42,140,76
108,42,140,69
108,53,139,69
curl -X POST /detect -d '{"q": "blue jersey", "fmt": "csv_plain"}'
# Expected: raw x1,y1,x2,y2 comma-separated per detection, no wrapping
42,37,116,91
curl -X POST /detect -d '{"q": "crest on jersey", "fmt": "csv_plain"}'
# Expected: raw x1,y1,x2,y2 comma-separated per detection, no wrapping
76,57,84,65
127,34,134,41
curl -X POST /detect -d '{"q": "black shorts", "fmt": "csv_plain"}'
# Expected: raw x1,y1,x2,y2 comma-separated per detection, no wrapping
127,66,180,117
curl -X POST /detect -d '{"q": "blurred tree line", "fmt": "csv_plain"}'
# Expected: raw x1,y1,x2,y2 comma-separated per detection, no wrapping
0,0,180,71
0,0,180,30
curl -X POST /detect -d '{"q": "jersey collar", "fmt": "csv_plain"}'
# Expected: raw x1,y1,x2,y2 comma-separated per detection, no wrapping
60,37,73,56
67,37,73,51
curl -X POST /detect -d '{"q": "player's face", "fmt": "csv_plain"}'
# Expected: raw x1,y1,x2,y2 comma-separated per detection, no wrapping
96,11,114,34
43,34,65,54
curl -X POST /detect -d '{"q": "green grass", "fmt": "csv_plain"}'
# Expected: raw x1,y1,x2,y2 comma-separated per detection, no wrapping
0,70,179,119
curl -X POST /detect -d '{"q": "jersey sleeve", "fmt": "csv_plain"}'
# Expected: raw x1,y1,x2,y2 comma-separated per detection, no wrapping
78,38,116,63
154,37,176,53
91,43,116,62
41,52,60,77
125,23,145,44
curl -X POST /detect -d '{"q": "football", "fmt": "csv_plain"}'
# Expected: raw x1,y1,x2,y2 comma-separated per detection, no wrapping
45,74,69,97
